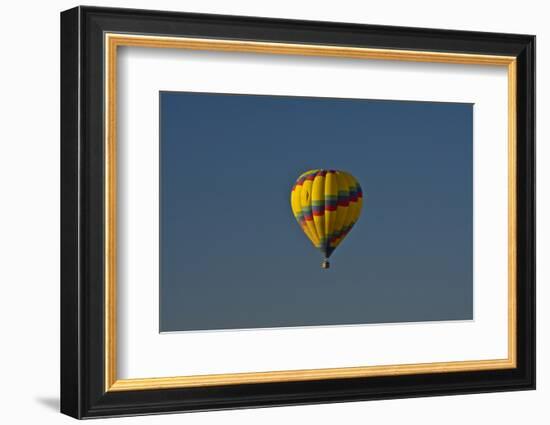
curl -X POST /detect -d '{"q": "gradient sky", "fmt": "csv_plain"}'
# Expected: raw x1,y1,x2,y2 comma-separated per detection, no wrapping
159,91,473,332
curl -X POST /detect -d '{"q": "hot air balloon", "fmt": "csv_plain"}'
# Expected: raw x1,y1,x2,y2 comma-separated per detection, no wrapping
290,169,363,269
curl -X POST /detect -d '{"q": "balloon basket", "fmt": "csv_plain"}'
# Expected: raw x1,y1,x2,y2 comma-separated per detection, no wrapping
321,259,330,269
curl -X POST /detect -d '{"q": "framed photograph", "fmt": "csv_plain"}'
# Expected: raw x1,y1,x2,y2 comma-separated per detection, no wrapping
60,6,535,419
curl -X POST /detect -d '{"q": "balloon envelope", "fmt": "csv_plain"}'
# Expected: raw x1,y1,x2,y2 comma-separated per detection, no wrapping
290,169,363,266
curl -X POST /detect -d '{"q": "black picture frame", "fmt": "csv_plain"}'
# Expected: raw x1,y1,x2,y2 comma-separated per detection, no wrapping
61,5,535,419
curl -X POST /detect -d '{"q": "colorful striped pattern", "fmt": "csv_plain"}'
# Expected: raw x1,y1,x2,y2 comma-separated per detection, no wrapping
291,169,363,260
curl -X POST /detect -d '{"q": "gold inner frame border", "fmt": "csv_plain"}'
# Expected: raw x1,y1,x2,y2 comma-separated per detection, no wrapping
104,33,517,392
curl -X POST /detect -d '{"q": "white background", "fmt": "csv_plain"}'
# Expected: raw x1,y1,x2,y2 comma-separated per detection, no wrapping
119,47,508,378
0,0,545,424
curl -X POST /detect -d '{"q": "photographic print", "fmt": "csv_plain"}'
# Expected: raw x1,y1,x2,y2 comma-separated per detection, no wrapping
159,92,473,332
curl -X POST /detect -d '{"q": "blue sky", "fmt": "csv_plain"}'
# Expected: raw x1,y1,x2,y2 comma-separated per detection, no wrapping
160,91,473,332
